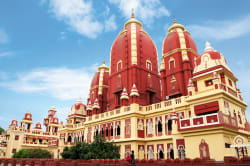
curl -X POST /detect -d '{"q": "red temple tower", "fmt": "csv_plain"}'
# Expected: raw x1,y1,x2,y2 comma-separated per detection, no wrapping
108,12,161,110
160,19,198,100
87,61,109,115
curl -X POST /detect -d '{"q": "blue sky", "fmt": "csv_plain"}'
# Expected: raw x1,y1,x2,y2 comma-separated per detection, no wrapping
0,0,250,130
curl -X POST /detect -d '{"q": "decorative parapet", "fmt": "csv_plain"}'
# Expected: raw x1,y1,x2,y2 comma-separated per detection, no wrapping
178,111,241,131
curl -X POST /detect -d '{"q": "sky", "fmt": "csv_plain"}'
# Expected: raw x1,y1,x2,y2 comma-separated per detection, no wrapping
0,0,250,130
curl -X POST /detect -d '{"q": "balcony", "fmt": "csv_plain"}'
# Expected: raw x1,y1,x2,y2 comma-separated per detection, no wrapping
85,96,187,123
219,84,242,101
144,96,186,112
179,112,239,131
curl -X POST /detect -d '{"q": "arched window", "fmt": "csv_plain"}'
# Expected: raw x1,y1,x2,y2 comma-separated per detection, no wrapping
67,135,72,143
115,91,122,107
117,60,122,72
81,135,84,142
170,149,174,159
159,150,164,159
169,57,175,72
178,145,186,159
111,125,113,136
238,114,242,124
158,145,164,159
95,128,98,136
220,72,226,84
146,60,152,70
101,127,104,136
117,124,120,136
158,120,162,133
168,119,172,131
106,126,109,137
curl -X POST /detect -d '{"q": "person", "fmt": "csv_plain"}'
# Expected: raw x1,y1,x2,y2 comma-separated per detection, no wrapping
126,153,131,166
130,150,136,166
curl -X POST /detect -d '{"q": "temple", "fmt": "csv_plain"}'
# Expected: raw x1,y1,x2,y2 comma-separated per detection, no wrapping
0,13,249,160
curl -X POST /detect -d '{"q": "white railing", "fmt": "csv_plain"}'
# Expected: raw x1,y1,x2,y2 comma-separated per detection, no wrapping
179,113,220,129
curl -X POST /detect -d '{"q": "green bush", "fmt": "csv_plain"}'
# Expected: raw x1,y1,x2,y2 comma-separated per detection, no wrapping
61,135,120,159
12,149,52,158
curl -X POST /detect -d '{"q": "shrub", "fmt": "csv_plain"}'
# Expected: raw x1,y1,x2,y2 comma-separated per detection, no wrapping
12,149,52,158
61,135,120,159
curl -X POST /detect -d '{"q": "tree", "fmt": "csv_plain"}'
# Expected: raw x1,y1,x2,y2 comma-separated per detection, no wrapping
61,135,120,159
12,149,52,158
0,127,5,135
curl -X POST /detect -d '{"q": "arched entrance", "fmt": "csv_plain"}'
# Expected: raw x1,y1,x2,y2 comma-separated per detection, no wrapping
232,135,249,158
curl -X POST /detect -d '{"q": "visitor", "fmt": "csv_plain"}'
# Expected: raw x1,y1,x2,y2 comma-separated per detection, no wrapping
126,153,131,166
130,150,136,166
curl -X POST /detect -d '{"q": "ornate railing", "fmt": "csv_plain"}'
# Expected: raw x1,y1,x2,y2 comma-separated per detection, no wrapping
179,112,239,130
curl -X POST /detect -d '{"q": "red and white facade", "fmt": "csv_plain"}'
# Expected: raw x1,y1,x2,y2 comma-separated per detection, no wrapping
1,14,249,161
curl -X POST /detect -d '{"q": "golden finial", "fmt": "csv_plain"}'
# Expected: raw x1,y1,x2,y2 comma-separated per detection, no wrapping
173,18,177,24
102,60,105,64
131,8,135,18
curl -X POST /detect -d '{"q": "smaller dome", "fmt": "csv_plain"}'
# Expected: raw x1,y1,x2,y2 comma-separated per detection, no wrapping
71,97,86,111
43,117,49,126
10,119,18,127
69,97,86,116
51,117,59,124
34,122,42,129
88,60,109,105
194,41,231,74
120,88,129,100
48,107,57,117
50,106,56,111
163,19,198,57
23,111,32,121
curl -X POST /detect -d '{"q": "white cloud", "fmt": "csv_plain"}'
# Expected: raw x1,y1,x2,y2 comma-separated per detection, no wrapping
0,51,13,57
103,6,110,16
109,0,170,25
0,72,9,80
104,15,117,32
0,65,98,100
0,28,9,44
49,0,103,38
187,14,250,40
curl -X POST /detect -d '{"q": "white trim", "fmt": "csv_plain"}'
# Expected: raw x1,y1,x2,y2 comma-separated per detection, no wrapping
193,68,223,79
146,60,152,71
230,144,250,148
117,60,123,72
168,57,175,70
179,113,220,129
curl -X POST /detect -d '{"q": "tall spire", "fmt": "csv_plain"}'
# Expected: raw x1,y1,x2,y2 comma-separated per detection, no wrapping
131,8,135,18
173,18,177,24
204,41,214,52
77,97,82,103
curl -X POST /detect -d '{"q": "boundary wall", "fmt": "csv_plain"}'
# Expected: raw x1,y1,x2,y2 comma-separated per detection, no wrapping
0,157,250,166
